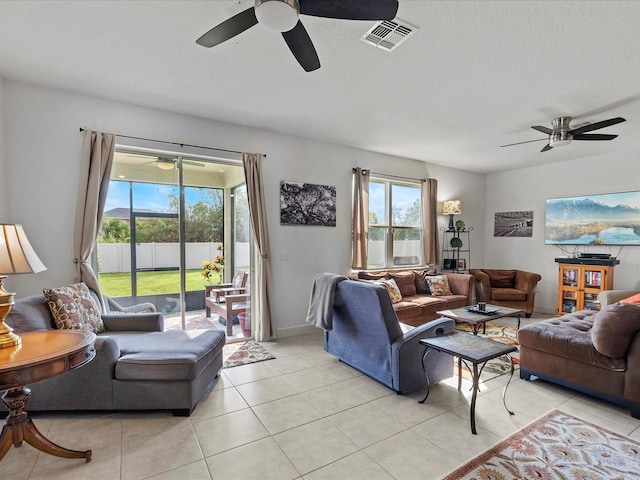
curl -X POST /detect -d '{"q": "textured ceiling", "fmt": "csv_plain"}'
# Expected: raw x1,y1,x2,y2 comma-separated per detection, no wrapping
1,1,638,173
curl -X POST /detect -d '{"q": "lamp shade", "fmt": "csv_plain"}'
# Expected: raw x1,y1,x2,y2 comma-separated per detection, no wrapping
442,200,461,216
0,224,47,275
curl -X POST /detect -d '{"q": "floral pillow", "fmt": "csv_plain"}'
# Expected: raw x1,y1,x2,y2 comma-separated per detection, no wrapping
373,278,403,304
43,282,105,333
425,275,453,296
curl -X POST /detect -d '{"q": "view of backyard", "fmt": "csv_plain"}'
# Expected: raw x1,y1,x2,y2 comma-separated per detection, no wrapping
98,270,223,297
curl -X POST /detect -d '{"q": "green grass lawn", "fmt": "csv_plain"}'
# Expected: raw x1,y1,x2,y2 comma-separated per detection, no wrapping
98,269,223,297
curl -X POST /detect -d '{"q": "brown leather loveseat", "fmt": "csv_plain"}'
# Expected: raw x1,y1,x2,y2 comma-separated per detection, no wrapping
517,290,640,418
469,268,541,317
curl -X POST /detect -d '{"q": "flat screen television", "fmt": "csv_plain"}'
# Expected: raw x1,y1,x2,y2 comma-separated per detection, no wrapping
545,190,640,245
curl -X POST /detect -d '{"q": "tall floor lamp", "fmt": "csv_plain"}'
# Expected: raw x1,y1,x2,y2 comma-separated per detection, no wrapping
0,224,47,349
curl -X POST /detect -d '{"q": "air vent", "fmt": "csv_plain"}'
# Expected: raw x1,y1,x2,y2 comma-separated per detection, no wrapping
360,19,416,51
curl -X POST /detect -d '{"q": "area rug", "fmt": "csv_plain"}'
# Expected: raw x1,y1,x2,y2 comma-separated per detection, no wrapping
455,322,519,347
223,340,275,368
441,409,640,480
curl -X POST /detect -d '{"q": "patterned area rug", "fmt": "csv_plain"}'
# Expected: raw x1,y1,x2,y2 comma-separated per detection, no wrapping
441,409,640,480
223,340,275,368
455,321,519,347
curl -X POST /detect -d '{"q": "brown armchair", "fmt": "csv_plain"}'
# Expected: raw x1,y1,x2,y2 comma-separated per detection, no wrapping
469,268,541,317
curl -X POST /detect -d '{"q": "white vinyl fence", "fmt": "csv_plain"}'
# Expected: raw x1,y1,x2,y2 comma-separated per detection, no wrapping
97,242,250,273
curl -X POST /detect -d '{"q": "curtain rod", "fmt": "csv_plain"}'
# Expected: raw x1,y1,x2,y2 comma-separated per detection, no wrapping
79,127,265,157
352,168,425,182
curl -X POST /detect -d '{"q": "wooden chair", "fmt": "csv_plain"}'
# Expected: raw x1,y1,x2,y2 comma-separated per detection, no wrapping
204,271,249,336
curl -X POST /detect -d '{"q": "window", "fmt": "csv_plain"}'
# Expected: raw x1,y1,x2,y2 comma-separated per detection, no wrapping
368,177,422,269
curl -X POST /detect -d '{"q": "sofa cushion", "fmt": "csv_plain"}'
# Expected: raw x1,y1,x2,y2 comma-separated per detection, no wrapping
391,301,422,321
5,294,56,332
517,311,626,371
358,271,388,281
483,269,516,288
388,271,417,297
491,288,526,302
425,275,452,296
112,329,225,381
592,302,640,358
43,282,105,334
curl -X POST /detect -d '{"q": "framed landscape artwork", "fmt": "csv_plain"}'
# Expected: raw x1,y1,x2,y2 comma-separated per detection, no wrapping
545,190,640,245
280,181,336,226
494,211,533,237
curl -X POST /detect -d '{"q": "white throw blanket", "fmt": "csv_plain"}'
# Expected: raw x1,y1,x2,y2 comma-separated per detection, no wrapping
306,273,348,331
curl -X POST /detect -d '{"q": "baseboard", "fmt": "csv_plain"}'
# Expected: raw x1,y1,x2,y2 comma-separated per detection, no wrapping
276,323,320,338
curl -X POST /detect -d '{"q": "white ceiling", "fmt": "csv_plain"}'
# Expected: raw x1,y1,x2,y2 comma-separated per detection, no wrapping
1,0,639,174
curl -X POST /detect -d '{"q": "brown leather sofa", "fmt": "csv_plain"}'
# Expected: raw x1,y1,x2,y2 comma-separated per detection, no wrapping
354,269,473,327
517,290,640,418
469,268,541,317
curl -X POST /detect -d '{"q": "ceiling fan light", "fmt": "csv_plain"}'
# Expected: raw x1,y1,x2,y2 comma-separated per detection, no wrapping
156,159,175,170
549,132,573,148
255,0,299,32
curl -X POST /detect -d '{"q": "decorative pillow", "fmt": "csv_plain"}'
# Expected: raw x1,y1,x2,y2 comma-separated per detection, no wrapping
373,278,403,304
425,275,453,296
620,293,640,304
592,302,640,358
483,269,516,288
388,271,416,297
43,282,105,333
414,268,438,294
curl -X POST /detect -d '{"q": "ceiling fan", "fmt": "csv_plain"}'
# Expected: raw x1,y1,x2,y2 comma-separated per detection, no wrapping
195,0,399,72
501,116,626,153
137,156,205,170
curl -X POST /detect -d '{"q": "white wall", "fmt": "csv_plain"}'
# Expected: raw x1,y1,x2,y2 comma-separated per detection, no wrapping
485,157,640,314
0,76,6,220
2,80,486,337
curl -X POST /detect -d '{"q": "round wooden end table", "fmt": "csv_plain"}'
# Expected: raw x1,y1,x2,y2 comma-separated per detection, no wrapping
0,330,96,463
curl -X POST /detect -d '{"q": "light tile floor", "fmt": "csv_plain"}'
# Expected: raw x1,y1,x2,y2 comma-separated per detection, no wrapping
2,317,640,480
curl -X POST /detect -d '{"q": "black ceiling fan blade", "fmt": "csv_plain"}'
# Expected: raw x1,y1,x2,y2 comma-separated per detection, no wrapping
531,125,553,135
300,0,398,20
282,21,320,72
573,133,618,141
500,138,547,148
541,144,553,152
196,7,258,48
569,117,626,135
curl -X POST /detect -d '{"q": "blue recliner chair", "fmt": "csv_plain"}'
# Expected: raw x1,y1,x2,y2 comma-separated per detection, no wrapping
324,280,455,394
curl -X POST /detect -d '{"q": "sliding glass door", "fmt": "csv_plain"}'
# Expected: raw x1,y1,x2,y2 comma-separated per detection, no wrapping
97,148,248,333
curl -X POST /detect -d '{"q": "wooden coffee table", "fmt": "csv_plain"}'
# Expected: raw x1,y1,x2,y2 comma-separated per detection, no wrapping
0,330,96,463
437,304,523,335
419,332,517,434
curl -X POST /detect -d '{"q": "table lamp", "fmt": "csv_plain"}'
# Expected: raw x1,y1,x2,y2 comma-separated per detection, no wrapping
442,200,461,232
0,224,47,349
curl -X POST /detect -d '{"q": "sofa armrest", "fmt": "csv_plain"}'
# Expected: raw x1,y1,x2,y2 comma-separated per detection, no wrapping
599,290,640,307
444,273,474,303
469,269,491,302
102,312,164,332
399,317,456,345
94,335,121,366
513,270,542,294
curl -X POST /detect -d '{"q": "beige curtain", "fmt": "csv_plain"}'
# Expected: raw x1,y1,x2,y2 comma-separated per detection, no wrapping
243,153,273,341
421,178,440,266
351,168,369,269
74,130,115,303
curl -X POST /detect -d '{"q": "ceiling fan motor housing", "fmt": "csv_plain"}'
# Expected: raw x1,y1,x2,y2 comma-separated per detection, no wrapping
255,0,300,32
549,116,573,147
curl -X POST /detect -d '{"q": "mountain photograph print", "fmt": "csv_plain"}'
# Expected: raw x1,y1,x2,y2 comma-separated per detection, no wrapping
280,181,336,226
545,190,640,245
494,211,533,237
